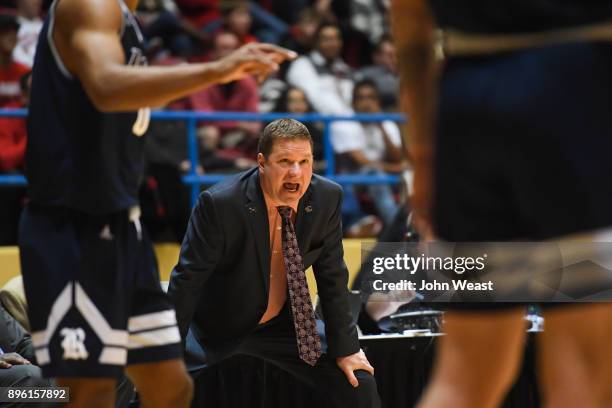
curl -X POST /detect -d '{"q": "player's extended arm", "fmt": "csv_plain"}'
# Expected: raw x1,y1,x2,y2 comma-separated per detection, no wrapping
391,0,437,234
53,0,295,111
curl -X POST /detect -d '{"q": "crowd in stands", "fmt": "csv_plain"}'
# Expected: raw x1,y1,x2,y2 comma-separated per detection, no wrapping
0,5,32,246
0,0,405,244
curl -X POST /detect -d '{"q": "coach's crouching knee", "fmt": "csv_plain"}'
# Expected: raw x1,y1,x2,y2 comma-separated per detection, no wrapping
353,370,380,404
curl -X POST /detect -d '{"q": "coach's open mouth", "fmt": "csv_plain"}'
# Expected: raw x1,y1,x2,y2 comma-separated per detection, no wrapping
283,183,299,192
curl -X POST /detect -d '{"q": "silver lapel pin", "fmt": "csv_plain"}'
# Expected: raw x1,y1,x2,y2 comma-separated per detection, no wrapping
305,205,313,213
248,206,257,213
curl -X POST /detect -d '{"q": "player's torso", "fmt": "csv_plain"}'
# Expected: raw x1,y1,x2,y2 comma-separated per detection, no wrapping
27,0,150,215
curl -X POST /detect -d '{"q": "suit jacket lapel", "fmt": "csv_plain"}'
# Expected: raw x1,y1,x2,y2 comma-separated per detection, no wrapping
244,170,271,291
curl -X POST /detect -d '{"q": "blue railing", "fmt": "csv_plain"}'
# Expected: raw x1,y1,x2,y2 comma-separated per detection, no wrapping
0,109,406,206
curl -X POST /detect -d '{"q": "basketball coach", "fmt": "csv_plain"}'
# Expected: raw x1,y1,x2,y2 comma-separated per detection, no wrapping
168,119,381,406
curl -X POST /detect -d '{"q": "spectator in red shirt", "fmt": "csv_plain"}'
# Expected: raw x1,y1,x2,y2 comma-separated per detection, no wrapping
0,13,29,107
0,100,26,172
0,70,29,173
190,30,261,163
0,70,30,245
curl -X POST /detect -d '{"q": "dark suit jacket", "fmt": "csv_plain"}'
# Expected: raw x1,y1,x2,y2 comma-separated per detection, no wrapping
0,303,34,361
168,167,359,367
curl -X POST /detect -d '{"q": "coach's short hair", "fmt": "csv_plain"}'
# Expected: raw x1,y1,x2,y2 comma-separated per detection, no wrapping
258,119,313,157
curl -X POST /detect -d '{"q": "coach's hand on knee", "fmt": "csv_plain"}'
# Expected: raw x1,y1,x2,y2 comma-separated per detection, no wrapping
336,349,375,387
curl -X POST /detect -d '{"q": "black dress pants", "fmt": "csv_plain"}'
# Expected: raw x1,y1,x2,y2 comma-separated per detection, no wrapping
191,306,381,408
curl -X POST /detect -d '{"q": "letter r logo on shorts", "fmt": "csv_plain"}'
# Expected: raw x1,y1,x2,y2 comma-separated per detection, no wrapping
60,327,89,360
31,282,128,366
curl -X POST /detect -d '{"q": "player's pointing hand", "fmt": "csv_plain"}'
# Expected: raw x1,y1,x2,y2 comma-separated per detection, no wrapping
216,43,298,84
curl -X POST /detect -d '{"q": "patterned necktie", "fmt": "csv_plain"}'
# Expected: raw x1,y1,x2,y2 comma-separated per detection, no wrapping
277,206,322,366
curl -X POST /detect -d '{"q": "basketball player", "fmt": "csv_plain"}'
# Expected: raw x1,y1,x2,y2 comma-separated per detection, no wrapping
392,1,612,407
18,0,295,406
